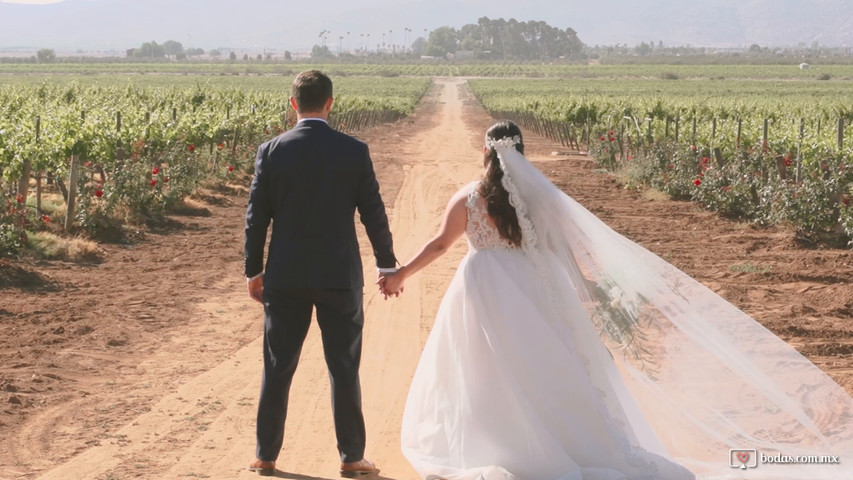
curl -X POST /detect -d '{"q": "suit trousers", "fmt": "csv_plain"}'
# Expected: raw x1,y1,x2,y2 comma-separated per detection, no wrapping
255,287,366,463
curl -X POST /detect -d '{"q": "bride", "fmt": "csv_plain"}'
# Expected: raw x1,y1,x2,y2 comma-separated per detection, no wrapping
379,120,853,480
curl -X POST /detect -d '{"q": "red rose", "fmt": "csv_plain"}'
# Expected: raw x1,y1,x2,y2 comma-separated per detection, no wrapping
164,177,170,183
690,145,697,151
608,131,614,135
95,190,103,198
150,179,157,187
693,178,701,186
609,137,615,142
227,165,234,172
218,143,225,151
187,144,195,153
41,215,51,223
152,166,160,175
668,163,674,169
600,136,606,142
16,194,24,204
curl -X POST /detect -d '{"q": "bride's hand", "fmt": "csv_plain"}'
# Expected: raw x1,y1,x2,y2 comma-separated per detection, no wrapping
378,270,406,299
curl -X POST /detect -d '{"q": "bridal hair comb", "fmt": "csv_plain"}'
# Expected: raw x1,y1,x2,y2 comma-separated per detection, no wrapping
486,135,522,150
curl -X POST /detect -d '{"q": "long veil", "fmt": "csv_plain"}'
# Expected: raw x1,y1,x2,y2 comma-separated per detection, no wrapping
489,136,853,479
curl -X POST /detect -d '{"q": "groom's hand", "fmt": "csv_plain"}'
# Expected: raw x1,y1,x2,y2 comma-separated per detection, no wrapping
376,272,403,300
247,276,264,304
377,271,404,300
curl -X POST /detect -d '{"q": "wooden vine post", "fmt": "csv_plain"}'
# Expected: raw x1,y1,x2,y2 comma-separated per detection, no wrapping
64,111,85,231
796,118,805,183
763,118,769,152
17,118,37,205
736,118,743,149
34,117,42,214
838,118,845,151
64,154,80,232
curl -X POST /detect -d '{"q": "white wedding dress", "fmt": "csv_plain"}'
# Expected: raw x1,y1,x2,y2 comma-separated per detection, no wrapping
401,183,695,480
401,138,853,480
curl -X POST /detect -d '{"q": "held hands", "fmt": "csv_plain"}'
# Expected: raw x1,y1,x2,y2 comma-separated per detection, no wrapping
377,269,405,300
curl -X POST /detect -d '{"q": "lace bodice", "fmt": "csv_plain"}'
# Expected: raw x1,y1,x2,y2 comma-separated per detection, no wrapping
465,183,518,251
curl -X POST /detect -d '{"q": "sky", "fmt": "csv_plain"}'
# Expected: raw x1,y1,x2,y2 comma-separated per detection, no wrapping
0,0,851,53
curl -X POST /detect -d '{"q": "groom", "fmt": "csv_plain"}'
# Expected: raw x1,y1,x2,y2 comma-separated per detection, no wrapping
244,70,397,477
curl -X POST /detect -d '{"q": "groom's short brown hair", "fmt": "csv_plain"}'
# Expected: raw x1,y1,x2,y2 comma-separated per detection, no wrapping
292,70,333,112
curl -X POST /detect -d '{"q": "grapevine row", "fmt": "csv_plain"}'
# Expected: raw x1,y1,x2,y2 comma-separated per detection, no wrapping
5,62,853,80
469,78,853,246
0,78,431,254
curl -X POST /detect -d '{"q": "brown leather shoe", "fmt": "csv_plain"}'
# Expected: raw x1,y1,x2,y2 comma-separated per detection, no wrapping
340,458,379,477
248,458,276,476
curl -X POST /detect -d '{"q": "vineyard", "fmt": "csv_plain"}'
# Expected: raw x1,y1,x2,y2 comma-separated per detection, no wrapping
5,62,853,79
0,76,431,255
3,63,853,256
470,77,853,246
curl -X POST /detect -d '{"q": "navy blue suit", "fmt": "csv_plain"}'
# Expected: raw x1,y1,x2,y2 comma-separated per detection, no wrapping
244,119,396,463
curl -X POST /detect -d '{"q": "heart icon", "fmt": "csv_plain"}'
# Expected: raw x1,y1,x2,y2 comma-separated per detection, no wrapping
736,451,750,464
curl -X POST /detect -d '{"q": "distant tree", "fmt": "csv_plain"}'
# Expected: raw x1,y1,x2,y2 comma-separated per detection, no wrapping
427,17,584,60
425,26,458,57
284,50,292,61
243,53,249,60
126,48,136,58
162,40,184,57
229,51,237,61
175,52,187,60
134,41,166,58
265,53,272,61
635,42,652,56
36,48,56,63
185,47,205,57
411,37,427,56
311,45,332,59
209,49,221,57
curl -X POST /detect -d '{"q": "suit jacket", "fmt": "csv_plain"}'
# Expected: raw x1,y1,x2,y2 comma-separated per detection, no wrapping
244,119,396,290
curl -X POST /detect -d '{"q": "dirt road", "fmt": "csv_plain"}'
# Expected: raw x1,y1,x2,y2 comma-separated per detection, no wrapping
2,76,851,480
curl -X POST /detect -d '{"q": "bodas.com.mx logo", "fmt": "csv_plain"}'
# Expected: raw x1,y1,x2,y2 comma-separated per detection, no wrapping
730,449,758,470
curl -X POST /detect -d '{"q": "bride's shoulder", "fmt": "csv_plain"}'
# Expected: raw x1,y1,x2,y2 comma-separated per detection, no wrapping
445,181,479,209
458,180,480,201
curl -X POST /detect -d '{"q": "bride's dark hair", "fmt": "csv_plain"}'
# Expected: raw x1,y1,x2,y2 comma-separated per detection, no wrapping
479,120,523,247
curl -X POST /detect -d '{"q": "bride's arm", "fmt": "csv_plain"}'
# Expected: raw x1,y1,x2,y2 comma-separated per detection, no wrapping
381,188,469,294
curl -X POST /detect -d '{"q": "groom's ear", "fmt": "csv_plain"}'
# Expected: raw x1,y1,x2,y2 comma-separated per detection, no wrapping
289,96,299,112
324,97,334,112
